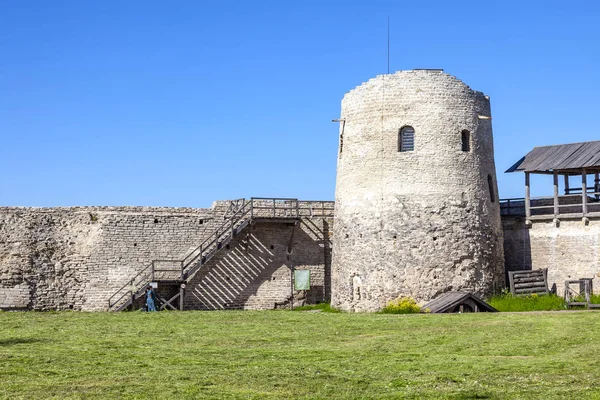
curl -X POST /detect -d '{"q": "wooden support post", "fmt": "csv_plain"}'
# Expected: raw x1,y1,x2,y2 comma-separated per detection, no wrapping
525,172,531,221
582,169,588,215
179,285,185,311
508,271,516,295
553,171,559,217
564,174,570,195
290,264,295,311
585,280,591,309
130,279,135,310
596,172,600,200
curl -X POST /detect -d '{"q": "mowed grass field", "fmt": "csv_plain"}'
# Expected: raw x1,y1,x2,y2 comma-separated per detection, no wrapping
1,311,599,399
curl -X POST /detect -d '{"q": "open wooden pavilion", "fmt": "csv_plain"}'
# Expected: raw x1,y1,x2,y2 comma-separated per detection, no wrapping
505,140,600,223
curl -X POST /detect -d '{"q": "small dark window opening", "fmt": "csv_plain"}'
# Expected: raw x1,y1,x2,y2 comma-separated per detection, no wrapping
270,245,274,250
199,219,203,225
461,130,470,152
487,175,495,203
153,218,158,224
399,126,415,152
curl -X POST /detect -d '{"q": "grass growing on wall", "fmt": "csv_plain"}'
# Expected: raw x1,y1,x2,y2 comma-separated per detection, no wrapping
488,293,566,312
2,311,600,399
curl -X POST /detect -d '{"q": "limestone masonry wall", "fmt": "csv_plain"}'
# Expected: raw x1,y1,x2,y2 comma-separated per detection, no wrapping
331,70,505,312
3,197,599,310
0,203,331,311
184,218,331,310
503,216,600,295
0,206,213,310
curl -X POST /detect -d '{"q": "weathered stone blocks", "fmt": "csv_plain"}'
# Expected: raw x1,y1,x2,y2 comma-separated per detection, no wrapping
331,70,505,312
0,204,331,311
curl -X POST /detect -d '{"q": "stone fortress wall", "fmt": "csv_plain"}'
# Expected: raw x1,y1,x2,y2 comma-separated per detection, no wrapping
0,203,331,311
184,217,331,310
503,215,600,295
331,70,505,312
2,69,598,311
0,205,211,310
2,198,597,311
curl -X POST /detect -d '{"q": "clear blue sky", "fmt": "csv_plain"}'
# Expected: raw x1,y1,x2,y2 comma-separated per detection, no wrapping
1,1,599,207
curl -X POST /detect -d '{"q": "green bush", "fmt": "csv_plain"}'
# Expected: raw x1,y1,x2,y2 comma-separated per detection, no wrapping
381,297,422,314
488,293,566,312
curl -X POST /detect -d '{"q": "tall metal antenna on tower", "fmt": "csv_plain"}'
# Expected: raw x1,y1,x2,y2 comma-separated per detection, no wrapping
387,16,390,74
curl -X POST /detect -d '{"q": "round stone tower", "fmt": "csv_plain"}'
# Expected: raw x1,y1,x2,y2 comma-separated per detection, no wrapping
331,69,504,312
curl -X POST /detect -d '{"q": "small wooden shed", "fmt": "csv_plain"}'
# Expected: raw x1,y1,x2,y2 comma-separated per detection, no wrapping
423,292,497,313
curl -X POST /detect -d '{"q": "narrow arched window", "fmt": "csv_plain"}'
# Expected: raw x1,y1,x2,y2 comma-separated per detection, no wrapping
487,174,495,203
461,130,470,152
399,126,415,152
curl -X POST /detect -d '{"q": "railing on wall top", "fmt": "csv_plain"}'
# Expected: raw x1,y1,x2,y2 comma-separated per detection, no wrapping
500,192,600,220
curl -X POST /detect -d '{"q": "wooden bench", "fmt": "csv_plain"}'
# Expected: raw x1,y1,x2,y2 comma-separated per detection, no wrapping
508,269,549,295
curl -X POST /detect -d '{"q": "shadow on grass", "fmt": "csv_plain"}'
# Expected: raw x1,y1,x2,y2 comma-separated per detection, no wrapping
0,337,46,346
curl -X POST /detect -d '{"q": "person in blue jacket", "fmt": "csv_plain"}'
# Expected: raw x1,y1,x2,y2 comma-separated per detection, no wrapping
145,285,157,312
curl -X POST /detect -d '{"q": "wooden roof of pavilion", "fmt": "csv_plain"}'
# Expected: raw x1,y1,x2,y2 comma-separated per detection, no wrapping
506,140,600,174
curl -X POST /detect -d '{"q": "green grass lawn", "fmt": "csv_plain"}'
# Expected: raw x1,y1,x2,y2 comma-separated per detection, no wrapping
1,311,600,399
488,294,567,312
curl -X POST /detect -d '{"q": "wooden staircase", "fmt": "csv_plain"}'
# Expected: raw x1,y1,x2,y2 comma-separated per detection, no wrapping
107,198,334,311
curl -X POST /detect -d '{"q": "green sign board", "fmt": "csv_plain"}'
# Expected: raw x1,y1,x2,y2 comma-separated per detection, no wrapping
294,270,310,290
